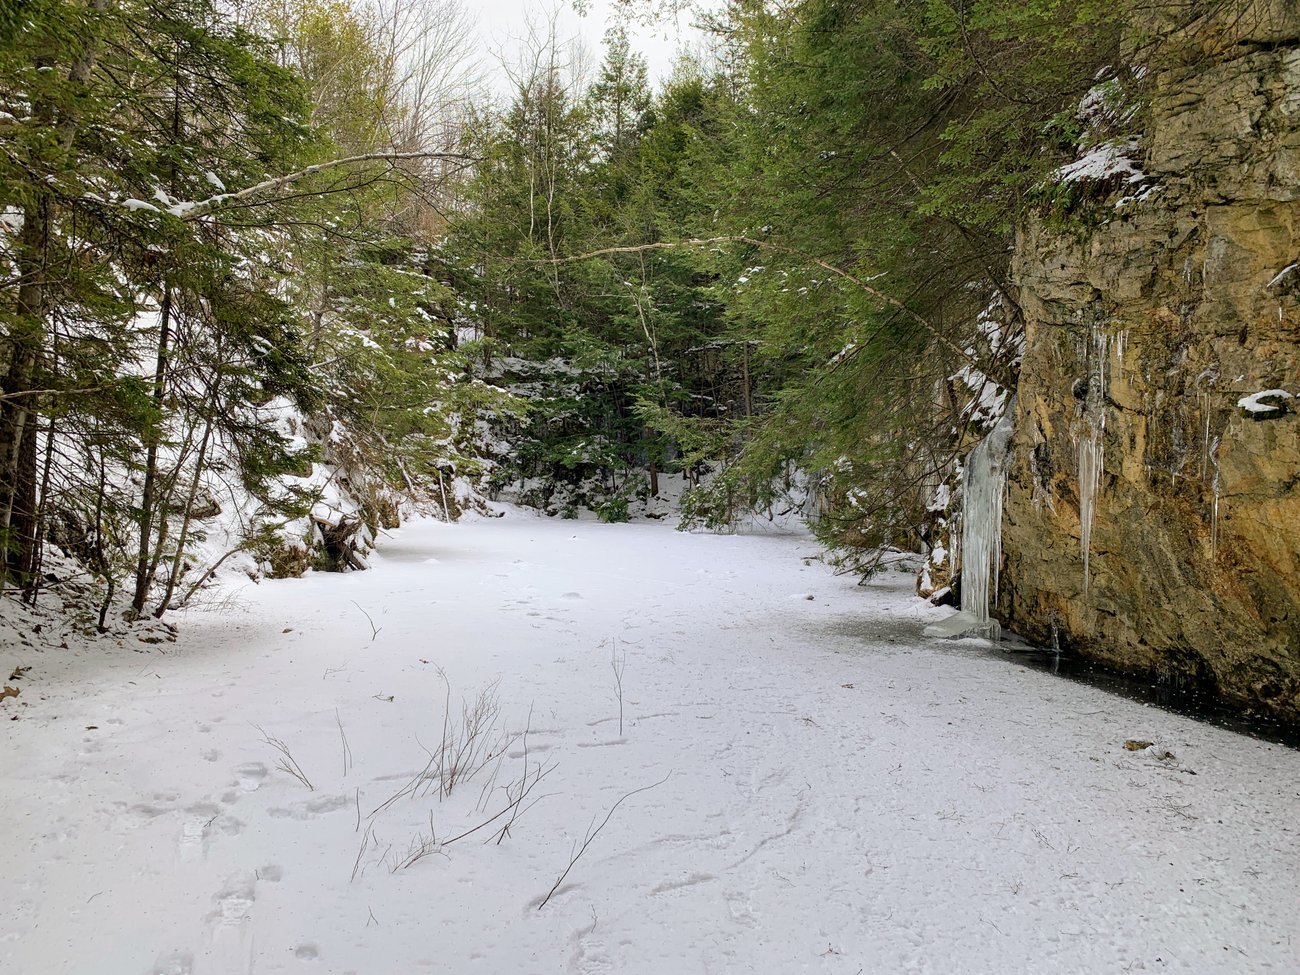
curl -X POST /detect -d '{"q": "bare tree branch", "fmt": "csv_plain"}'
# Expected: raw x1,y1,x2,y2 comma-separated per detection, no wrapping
180,151,479,221
538,237,1002,381
537,771,672,911
0,386,109,403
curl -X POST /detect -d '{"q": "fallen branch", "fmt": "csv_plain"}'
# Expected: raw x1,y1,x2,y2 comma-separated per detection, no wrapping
336,709,353,776
537,771,672,910
442,758,556,847
172,544,249,610
351,600,381,641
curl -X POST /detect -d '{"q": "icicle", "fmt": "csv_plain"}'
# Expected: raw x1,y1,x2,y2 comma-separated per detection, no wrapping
1114,329,1131,390
1209,476,1219,560
1208,435,1222,560
958,404,1017,641
1078,429,1103,593
1199,392,1207,478
1078,328,1107,594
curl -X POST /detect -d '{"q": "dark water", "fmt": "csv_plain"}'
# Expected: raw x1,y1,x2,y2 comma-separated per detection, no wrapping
820,611,1300,748
998,639,1300,749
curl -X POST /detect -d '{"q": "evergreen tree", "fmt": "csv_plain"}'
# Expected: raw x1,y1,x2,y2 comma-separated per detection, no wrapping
660,0,1125,567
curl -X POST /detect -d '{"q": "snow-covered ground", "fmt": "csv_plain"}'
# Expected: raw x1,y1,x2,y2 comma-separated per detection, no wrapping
3,513,1298,975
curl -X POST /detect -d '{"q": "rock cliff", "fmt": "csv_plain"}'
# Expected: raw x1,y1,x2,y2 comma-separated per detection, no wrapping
999,0,1300,718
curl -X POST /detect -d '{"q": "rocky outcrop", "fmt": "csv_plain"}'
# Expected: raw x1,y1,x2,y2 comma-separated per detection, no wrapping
999,0,1300,718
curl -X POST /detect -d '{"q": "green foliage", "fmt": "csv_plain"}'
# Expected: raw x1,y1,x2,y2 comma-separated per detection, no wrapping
0,0,494,607
648,0,1129,565
596,495,630,524
0,0,1150,606
444,34,740,513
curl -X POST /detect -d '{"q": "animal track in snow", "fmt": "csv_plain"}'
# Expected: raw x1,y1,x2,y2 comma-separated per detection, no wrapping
650,872,716,896
506,742,553,758
644,828,735,852
267,793,351,820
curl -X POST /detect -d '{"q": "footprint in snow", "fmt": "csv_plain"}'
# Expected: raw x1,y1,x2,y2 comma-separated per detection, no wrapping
178,803,221,862
724,888,758,927
121,802,172,829
150,949,194,975
571,936,613,975
234,763,267,793
206,874,256,975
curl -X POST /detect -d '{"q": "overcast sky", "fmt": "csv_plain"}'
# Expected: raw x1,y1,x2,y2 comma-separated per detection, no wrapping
470,1,712,98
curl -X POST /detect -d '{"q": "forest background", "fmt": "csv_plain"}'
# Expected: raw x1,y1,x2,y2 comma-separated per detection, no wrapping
0,0,1156,627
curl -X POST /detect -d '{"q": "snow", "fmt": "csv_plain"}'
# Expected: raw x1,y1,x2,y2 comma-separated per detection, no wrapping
3,513,1299,974
1267,264,1297,290
1236,389,1293,414
1057,139,1147,185
950,301,1021,430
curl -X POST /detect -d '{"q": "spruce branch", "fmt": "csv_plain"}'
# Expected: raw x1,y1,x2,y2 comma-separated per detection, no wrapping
538,237,1003,382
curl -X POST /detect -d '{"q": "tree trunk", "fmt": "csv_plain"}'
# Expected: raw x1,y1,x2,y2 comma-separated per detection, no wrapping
1,0,113,590
0,194,49,590
741,341,753,419
155,407,215,618
24,408,59,605
131,284,173,615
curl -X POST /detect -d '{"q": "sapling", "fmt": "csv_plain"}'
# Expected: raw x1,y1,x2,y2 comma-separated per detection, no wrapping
257,726,314,791
610,638,626,735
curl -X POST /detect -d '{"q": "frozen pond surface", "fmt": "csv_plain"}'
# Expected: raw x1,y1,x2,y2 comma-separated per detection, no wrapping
2,513,1298,974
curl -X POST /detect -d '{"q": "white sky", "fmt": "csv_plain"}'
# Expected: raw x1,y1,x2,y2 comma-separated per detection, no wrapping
470,0,711,99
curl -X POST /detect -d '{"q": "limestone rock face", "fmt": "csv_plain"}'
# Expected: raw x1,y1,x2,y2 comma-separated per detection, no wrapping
1000,3,1300,718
